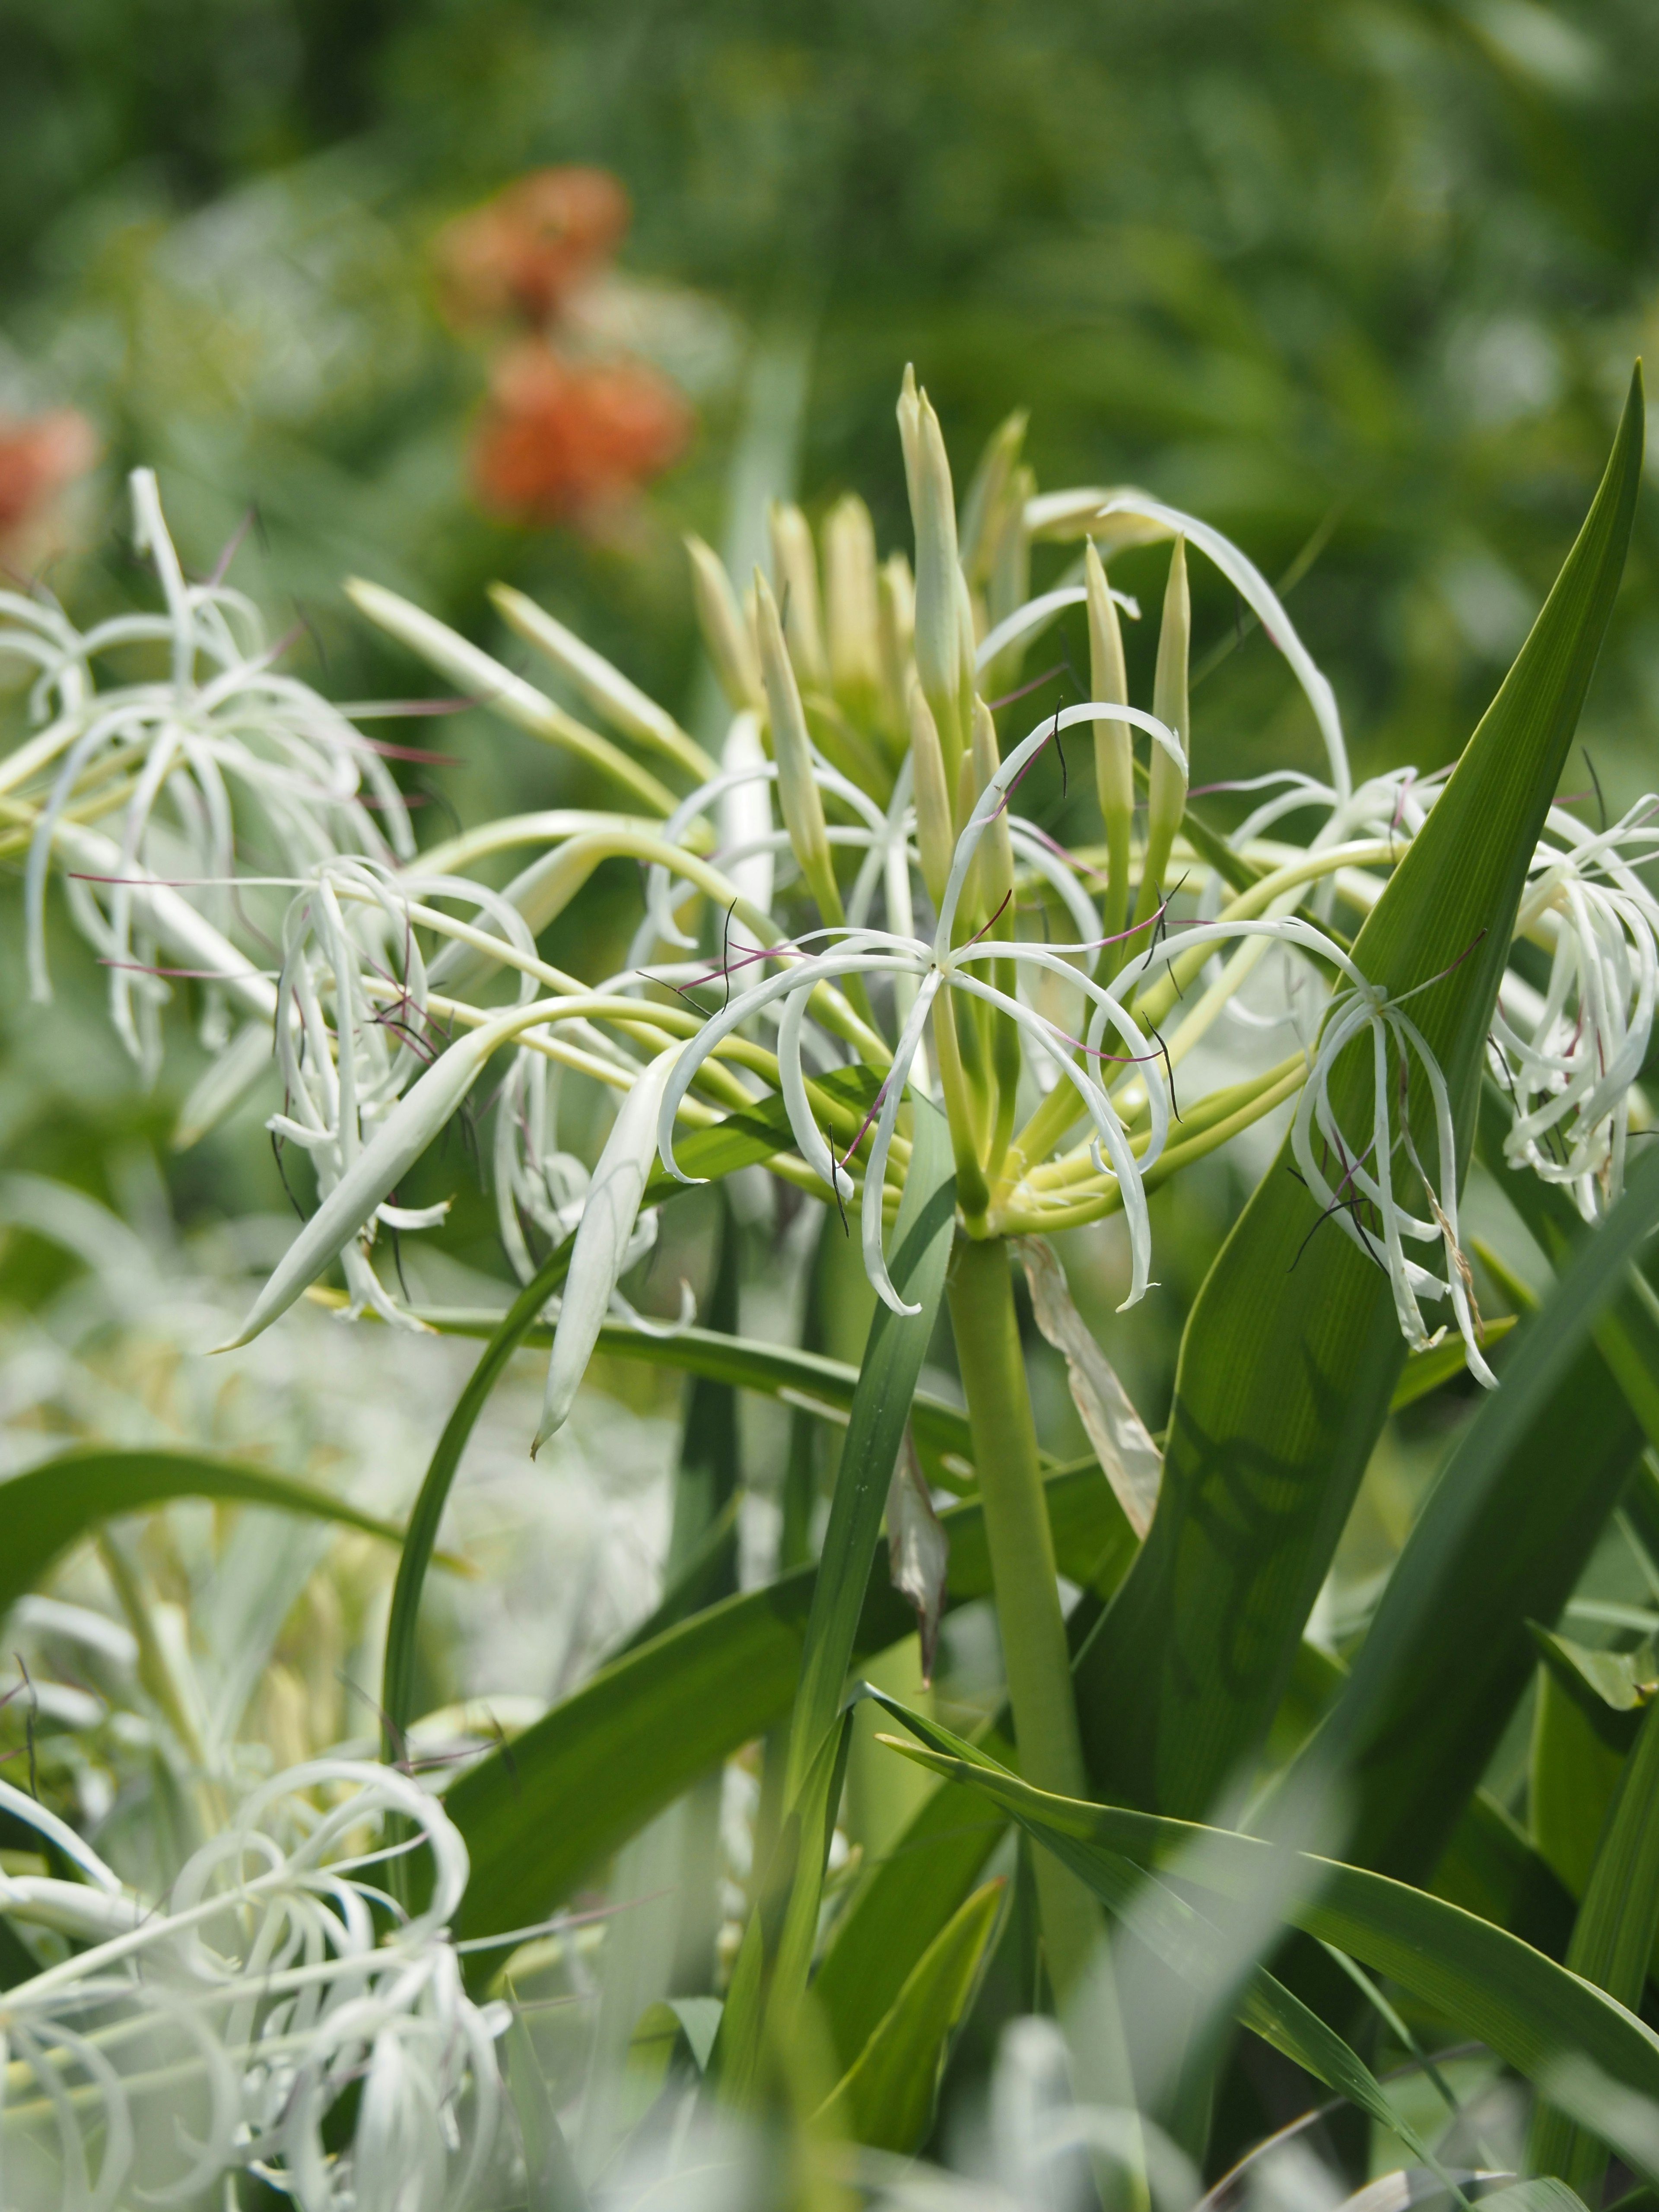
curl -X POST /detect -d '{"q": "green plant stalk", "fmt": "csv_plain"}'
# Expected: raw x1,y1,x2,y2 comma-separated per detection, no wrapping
942,1236,1108,2006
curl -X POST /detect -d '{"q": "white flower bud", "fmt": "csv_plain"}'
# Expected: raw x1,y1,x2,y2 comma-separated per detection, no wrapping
877,550,915,736
971,696,1014,924
490,582,713,781
899,369,965,767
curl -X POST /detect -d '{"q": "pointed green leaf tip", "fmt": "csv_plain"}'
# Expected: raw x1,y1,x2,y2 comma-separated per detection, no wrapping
1072,364,1643,1821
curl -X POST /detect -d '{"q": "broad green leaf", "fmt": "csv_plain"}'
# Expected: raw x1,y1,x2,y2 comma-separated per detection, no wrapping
814,1726,1014,2074
1433,1789,1576,1962
1530,1697,1659,2191
1531,1667,1626,1899
816,1878,1004,2154
1389,1317,1517,1411
874,1700,1659,2116
865,1701,1456,2182
1072,371,1644,1821
1530,1625,1656,1751
1283,1123,1659,1888
446,1460,1133,1957
0,1448,428,1621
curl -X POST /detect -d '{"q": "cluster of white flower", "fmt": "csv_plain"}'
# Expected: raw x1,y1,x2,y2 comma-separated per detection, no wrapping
0,1764,503,2211
4,382,1653,1413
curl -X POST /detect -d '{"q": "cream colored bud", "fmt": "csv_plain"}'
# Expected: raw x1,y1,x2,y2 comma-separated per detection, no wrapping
959,408,1028,584
877,552,915,733
823,494,881,702
754,569,841,922
908,677,954,909
970,696,1014,923
903,375,964,757
767,500,828,690
1149,533,1190,850
897,362,922,505
1086,542,1133,842
685,535,762,712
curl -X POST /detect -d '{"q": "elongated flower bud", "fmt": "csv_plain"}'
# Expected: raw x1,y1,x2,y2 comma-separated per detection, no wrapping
988,463,1034,635
768,500,828,690
1137,534,1189,922
490,582,714,781
899,369,965,778
877,551,915,737
958,407,1028,585
754,568,842,922
685,534,762,712
970,695,1014,924
823,493,881,704
535,1046,681,1452
908,677,954,909
1086,540,1133,943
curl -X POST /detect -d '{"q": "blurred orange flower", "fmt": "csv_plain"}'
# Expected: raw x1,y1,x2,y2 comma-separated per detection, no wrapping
470,341,692,525
436,168,631,328
0,409,98,568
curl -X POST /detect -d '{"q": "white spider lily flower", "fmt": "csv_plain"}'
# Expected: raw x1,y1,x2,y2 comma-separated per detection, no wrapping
972,576,1140,678
0,1762,503,2212
1492,797,1659,1213
1291,966,1494,1384
9,472,409,1058
222,995,545,1349
1091,491,1352,804
534,1045,685,1452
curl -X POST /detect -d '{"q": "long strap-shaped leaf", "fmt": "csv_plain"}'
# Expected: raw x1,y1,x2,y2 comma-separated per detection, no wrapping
1073,369,1645,1820
873,1697,1659,2113
1283,1124,1659,1886
444,1461,1132,1958
1529,1698,1659,2192
0,1448,428,1621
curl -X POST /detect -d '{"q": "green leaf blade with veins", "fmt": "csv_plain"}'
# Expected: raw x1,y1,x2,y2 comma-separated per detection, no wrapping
872,1695,1659,2116
444,1465,1132,1964
1073,368,1645,1819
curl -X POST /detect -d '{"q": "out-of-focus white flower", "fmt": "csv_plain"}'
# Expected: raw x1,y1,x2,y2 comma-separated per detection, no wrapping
0,1761,505,2212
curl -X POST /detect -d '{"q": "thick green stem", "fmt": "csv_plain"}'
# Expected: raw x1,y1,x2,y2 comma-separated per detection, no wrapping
943,1234,1100,2000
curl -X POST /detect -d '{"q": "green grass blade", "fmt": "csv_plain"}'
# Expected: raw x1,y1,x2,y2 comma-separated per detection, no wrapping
0,1448,427,1621
816,1878,1005,2154
1284,1130,1659,1887
445,1462,1130,1957
1529,1698,1659,2191
1072,369,1644,1821
874,1697,1659,2114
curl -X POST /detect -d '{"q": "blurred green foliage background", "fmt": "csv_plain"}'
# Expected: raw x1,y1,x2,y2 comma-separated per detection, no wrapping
3,0,1657,1425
